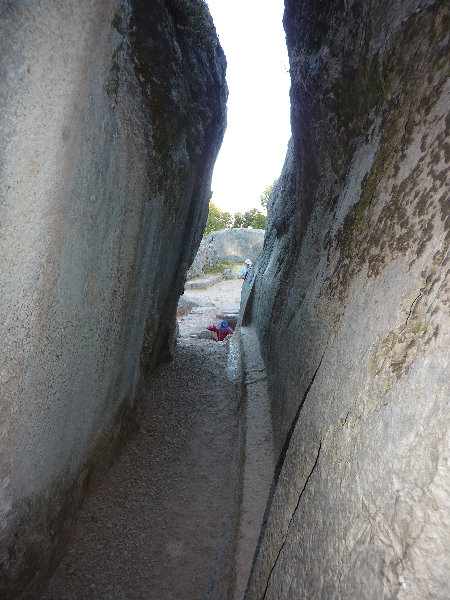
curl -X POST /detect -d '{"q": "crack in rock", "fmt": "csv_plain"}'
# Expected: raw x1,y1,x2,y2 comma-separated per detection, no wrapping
245,349,326,599
262,441,323,600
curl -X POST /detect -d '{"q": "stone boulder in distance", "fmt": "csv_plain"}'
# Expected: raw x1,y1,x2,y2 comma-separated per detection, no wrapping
187,236,221,279
187,227,264,278
207,227,264,263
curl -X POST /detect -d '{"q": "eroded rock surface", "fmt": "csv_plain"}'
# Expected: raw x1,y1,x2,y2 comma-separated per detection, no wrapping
206,228,264,264
243,1,449,598
0,1,226,597
188,228,265,278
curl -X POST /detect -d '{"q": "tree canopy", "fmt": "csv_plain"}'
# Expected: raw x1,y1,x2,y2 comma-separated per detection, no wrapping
204,201,233,235
204,180,276,235
232,208,262,229
250,213,266,229
260,179,277,209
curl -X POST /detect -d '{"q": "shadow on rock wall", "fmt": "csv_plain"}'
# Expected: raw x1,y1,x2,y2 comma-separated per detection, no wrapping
243,0,449,598
0,1,226,597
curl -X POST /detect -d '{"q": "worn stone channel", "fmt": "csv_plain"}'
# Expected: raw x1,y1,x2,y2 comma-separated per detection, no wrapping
40,279,275,600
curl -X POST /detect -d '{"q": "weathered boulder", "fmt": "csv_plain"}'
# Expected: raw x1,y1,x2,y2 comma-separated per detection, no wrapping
187,227,264,278
243,0,449,598
206,227,264,263
186,248,207,279
187,235,221,278
0,1,226,597
177,295,201,318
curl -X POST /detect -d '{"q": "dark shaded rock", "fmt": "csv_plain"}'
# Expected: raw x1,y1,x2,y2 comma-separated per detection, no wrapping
243,1,449,598
0,1,226,597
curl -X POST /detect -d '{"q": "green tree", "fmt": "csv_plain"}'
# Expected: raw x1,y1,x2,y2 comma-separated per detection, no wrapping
204,201,232,235
244,208,260,226
260,179,277,210
250,213,266,229
232,208,258,228
232,207,266,229
232,212,245,228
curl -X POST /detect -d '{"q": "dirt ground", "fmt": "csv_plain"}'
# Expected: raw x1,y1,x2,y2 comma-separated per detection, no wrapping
41,277,245,600
177,278,244,339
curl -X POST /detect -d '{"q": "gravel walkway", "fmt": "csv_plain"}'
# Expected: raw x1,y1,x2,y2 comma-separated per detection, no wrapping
177,278,243,339
41,281,243,600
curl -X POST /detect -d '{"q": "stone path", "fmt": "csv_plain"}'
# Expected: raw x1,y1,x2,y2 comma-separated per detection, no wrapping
233,327,275,600
41,277,275,600
177,278,243,339
41,337,241,600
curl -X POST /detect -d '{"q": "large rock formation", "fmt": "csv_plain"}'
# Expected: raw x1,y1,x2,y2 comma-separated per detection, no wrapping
207,228,265,263
243,0,449,597
0,1,226,597
187,227,265,278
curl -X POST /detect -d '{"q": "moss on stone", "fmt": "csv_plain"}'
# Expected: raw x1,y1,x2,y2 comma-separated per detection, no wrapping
370,314,432,380
165,0,217,47
366,51,382,111
327,4,448,298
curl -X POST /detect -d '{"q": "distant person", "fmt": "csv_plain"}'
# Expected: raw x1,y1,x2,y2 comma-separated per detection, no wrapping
240,259,252,280
207,320,233,341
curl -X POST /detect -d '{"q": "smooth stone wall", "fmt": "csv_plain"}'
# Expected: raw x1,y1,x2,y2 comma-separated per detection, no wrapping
0,1,226,597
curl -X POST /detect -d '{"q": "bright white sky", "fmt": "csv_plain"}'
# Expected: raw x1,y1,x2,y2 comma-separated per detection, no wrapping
206,0,291,215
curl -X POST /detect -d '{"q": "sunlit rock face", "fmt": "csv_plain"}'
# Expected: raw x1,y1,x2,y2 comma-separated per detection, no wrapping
243,0,449,597
0,0,226,596
187,228,265,278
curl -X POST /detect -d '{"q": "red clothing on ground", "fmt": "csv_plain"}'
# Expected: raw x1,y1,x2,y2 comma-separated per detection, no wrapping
207,325,233,341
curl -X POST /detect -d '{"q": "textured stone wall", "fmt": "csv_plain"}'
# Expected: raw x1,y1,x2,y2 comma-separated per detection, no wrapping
206,228,265,263
186,236,221,279
243,0,449,597
0,0,226,597
187,228,265,278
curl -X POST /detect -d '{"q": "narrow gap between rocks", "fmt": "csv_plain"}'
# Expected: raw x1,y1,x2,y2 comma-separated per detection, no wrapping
41,276,274,600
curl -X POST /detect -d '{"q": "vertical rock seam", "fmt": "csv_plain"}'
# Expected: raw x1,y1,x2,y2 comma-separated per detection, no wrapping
246,0,449,598
262,441,322,600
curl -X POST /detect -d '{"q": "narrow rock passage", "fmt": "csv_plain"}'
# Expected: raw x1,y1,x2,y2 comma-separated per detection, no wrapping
42,335,241,600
